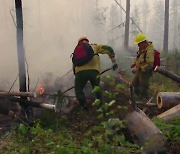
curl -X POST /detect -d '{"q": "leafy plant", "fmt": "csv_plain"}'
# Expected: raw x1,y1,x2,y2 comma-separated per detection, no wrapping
152,117,180,141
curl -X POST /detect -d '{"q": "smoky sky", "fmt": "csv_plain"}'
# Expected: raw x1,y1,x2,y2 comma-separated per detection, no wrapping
0,0,108,90
0,0,179,91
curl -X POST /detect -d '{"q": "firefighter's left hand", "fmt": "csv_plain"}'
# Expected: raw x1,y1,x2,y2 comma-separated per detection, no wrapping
132,68,139,74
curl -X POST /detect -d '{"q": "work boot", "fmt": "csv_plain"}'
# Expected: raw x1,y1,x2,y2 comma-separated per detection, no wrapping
20,107,35,125
82,104,89,112
79,100,89,112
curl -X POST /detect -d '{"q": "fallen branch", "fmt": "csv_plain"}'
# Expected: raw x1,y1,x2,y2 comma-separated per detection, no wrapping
0,91,36,98
146,90,158,105
136,101,157,107
154,66,180,83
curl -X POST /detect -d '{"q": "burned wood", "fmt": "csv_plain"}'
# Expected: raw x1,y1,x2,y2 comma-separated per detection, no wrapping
0,91,36,98
154,66,180,83
157,92,180,109
124,106,166,153
157,104,180,121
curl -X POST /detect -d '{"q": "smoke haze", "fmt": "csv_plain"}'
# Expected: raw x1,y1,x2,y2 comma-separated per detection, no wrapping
0,0,180,91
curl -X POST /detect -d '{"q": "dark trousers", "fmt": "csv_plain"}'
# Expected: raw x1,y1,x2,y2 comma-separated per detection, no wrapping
75,70,101,106
131,70,152,98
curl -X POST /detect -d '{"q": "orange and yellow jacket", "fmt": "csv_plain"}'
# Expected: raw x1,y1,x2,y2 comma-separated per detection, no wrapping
134,42,154,72
75,44,115,74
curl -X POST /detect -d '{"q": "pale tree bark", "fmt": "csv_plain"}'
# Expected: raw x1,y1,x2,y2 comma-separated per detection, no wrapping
163,0,169,53
124,0,130,50
157,104,180,121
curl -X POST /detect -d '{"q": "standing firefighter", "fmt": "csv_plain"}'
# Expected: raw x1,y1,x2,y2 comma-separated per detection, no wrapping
131,33,155,99
72,37,118,110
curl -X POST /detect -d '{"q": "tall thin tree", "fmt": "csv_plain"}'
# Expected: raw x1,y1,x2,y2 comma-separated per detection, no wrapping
173,0,178,49
15,0,30,115
163,0,170,53
124,0,130,50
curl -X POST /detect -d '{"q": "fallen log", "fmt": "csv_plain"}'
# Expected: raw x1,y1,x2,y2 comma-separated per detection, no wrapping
157,104,180,121
124,106,166,153
0,91,36,98
0,97,55,116
157,92,180,109
154,66,180,83
9,97,77,115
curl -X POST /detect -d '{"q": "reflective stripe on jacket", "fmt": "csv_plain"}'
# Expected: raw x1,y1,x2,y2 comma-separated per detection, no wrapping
135,42,154,72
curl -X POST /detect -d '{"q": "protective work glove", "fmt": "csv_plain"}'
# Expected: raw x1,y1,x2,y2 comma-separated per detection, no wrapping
130,63,136,68
110,56,118,71
112,63,118,71
132,68,140,74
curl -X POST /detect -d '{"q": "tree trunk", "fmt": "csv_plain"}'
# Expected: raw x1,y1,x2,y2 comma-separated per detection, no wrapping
124,107,166,153
15,0,27,94
157,104,180,121
157,92,180,109
154,66,180,83
124,0,130,50
0,91,36,98
15,0,31,113
163,0,169,53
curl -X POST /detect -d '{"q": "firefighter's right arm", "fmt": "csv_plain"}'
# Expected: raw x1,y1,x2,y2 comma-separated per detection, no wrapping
93,44,118,70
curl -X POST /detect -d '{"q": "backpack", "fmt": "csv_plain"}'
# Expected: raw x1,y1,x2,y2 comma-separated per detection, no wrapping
144,50,160,70
72,43,98,66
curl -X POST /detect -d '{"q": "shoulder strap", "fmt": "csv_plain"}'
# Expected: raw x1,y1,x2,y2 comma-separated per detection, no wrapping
89,45,99,56
143,50,147,63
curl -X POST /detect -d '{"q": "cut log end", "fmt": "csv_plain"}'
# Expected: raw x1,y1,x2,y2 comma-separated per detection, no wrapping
157,92,180,109
154,66,159,72
157,93,163,109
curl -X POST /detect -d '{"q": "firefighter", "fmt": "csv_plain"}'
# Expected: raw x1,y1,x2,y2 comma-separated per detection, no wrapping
73,37,118,111
131,33,154,99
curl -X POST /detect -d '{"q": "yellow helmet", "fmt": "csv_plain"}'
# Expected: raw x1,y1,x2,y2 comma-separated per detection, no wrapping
134,33,147,45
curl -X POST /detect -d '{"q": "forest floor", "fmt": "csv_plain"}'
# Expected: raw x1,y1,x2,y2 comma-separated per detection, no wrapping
0,52,180,153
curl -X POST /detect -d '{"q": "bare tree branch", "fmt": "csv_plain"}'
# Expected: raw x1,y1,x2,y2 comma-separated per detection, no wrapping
113,0,143,33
